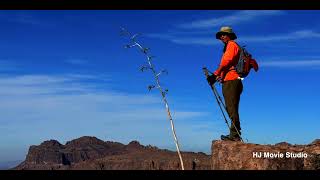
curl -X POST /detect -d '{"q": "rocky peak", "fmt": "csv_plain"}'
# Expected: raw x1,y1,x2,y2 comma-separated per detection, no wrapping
127,140,144,150
211,140,320,170
65,136,106,148
275,142,292,146
39,140,63,149
312,139,320,145
25,139,65,165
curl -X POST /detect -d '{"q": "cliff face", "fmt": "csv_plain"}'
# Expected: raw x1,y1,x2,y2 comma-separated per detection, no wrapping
23,136,126,166
15,136,211,170
211,139,320,170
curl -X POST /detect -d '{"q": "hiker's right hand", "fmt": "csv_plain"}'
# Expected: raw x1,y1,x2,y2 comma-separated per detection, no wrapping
207,74,216,85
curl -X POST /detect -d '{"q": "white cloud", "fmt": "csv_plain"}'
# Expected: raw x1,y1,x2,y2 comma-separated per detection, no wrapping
240,30,320,42
65,59,88,65
171,37,219,45
0,74,72,85
260,60,320,67
0,73,209,116
146,11,320,46
14,13,43,25
178,10,283,29
145,33,174,40
63,73,110,80
148,30,320,46
0,74,98,96
0,12,43,26
172,111,210,119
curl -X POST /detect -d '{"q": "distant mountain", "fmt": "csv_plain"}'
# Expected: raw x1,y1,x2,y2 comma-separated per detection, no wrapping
14,136,211,170
0,160,23,170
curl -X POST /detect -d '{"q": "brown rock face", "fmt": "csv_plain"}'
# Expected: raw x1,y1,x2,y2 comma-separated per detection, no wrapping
25,140,66,165
14,136,211,170
211,140,320,170
22,136,126,167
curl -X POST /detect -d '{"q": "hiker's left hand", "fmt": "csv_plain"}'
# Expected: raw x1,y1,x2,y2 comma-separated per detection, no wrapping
215,76,222,83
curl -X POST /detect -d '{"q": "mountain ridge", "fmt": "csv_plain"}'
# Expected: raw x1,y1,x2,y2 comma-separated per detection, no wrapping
14,136,211,170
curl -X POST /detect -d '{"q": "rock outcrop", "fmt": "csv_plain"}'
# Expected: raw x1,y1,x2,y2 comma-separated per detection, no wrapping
211,139,320,170
15,136,211,170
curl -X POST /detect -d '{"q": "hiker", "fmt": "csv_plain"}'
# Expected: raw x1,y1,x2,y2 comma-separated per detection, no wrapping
211,26,243,141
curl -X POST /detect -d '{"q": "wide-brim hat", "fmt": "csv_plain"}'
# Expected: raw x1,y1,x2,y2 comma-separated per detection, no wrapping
216,26,237,40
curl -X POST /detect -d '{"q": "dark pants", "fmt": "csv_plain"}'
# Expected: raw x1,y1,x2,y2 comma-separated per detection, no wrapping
222,79,243,138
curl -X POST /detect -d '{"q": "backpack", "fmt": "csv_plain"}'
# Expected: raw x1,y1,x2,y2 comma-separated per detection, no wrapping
235,44,259,78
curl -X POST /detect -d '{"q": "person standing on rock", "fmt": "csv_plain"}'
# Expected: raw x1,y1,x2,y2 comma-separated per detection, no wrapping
210,26,243,141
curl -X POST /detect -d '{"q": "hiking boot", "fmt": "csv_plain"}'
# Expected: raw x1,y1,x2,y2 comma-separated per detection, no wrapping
231,136,241,142
220,135,241,141
220,135,232,141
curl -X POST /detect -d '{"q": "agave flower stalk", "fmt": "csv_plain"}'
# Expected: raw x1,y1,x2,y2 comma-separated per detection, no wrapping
120,27,185,170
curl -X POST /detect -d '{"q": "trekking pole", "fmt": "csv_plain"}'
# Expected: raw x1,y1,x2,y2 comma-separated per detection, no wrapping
203,68,231,129
120,27,185,170
202,67,244,142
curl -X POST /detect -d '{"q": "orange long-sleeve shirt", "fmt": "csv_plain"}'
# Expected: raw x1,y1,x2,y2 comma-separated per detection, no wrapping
214,40,240,82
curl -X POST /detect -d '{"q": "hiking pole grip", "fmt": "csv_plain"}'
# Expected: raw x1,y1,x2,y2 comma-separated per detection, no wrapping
202,67,210,78
203,67,216,86
203,67,212,86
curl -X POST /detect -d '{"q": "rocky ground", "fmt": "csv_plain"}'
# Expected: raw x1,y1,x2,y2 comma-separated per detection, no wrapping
211,139,320,170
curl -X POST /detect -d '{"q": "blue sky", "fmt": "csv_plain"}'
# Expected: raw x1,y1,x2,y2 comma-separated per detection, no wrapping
0,10,319,163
